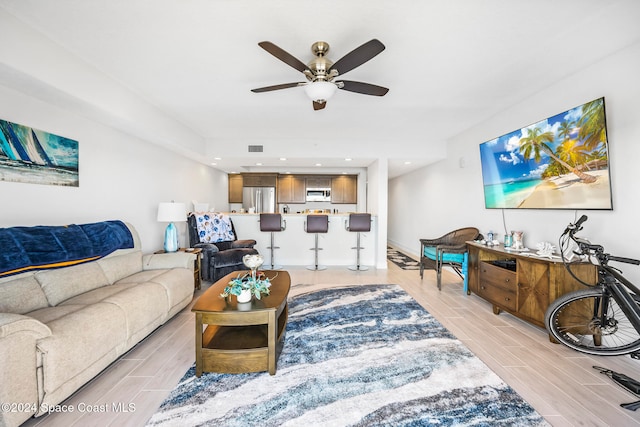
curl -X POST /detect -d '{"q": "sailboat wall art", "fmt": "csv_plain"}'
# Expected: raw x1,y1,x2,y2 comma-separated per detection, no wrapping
0,119,79,187
479,97,612,210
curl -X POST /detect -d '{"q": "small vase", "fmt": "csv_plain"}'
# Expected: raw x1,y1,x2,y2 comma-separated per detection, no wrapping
237,289,252,303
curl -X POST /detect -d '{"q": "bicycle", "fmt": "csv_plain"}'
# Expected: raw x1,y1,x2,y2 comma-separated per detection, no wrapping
545,215,640,356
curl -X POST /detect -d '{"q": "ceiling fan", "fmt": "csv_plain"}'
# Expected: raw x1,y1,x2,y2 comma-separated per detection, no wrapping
251,39,389,110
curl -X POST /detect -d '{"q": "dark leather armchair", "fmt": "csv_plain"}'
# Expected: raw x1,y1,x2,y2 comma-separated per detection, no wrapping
419,227,481,292
187,213,258,283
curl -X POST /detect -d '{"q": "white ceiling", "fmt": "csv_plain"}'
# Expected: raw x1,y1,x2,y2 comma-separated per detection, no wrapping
1,0,640,178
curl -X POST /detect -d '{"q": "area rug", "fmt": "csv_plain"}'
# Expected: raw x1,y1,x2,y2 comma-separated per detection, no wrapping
387,246,420,270
147,284,549,427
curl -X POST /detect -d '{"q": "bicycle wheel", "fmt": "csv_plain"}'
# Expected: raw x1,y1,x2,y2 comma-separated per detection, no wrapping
545,288,640,356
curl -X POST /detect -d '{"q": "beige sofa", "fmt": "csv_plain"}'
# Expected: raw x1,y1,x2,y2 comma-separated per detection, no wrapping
0,223,195,427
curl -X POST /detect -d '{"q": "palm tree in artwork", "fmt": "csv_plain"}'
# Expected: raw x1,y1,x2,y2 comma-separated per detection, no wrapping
557,120,575,143
578,98,607,151
556,139,589,170
519,127,596,183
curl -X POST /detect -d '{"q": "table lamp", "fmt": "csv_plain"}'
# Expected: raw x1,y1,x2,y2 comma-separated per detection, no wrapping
157,202,186,252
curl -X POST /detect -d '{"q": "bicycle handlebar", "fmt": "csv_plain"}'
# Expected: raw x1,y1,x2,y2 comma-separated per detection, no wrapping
609,256,640,266
563,215,640,266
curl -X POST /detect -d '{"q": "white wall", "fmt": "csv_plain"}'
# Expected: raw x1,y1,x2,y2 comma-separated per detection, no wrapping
389,40,640,284
367,158,388,269
0,85,226,252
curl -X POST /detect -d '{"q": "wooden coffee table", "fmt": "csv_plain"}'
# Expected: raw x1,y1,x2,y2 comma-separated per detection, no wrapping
192,270,290,376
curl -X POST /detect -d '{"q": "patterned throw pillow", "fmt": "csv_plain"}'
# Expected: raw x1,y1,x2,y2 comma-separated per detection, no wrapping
195,213,236,243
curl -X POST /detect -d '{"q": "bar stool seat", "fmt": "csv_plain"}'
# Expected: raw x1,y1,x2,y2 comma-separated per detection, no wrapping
259,213,285,269
305,214,329,271
346,213,371,271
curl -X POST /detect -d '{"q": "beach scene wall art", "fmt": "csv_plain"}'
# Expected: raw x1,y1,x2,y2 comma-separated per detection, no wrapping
479,97,612,210
0,119,79,187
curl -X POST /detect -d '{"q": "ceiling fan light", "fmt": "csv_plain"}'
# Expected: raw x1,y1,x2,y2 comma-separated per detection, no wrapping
304,81,337,102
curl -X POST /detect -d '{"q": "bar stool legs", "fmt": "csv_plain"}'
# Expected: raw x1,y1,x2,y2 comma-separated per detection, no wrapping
307,233,327,271
348,231,368,271
267,231,282,270
260,213,285,270
305,214,329,271
346,213,371,271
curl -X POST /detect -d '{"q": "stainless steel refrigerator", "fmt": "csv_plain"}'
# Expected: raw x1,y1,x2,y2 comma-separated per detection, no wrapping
242,187,276,213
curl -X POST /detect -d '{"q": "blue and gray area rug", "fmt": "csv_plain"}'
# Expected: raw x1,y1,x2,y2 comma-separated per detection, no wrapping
147,284,549,426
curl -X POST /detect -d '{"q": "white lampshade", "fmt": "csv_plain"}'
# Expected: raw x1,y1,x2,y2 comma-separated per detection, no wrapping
304,81,337,102
157,202,186,222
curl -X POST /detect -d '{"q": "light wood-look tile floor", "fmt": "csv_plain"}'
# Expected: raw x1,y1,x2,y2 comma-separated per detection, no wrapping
22,261,640,426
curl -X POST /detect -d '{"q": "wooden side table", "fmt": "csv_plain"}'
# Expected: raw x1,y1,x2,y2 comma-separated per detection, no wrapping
154,248,202,290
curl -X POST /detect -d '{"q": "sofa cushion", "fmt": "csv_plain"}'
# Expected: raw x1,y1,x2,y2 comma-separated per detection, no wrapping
97,251,143,284
0,272,49,314
28,305,85,325
116,269,194,315
36,302,127,396
35,262,110,306
101,282,168,343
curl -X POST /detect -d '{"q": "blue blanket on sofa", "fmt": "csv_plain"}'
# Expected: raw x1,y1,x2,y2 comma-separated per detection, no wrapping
0,220,134,278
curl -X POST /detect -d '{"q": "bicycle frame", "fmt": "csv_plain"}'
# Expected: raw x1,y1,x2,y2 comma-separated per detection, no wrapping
599,264,640,334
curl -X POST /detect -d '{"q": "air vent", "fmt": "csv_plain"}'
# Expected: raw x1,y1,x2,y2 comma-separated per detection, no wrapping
248,145,263,153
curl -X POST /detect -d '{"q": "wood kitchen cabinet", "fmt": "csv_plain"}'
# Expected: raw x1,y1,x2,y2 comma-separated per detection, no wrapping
305,177,332,188
467,242,597,329
277,175,306,204
242,173,278,187
228,174,243,203
331,175,357,204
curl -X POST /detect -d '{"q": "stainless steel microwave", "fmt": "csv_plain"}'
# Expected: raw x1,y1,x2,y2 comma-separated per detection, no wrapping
306,188,331,202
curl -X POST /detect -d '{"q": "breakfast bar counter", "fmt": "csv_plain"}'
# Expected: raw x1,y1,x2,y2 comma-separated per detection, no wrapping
228,213,377,267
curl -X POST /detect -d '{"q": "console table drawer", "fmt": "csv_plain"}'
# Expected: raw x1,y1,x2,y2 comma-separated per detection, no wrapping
479,261,516,290
478,282,516,311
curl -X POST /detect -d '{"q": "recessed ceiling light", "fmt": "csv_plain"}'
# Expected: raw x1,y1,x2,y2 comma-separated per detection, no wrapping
345,158,352,161
214,157,222,160
280,157,287,161
315,163,322,167
404,161,412,165
211,162,217,166
256,162,263,166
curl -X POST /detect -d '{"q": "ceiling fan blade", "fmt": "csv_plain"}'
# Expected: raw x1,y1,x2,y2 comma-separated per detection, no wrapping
329,39,385,76
337,80,389,96
258,41,311,73
251,82,305,93
313,101,326,111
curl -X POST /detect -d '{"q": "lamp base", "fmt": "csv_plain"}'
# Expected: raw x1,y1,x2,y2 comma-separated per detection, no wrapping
164,222,179,252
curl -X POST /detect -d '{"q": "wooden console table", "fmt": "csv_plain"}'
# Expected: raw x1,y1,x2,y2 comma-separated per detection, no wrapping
192,270,290,376
466,242,597,328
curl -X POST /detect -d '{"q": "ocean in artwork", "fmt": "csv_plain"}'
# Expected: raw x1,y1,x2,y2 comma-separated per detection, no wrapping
483,179,541,208
0,119,79,187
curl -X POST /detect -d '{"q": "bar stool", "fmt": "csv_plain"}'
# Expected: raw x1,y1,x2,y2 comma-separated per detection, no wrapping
345,213,371,271
305,214,329,271
259,213,286,269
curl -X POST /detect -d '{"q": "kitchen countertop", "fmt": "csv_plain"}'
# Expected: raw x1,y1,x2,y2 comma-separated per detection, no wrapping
228,212,373,216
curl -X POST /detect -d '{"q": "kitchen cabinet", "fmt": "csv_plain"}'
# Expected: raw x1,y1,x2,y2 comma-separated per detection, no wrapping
277,175,306,204
331,175,357,204
228,174,243,203
467,242,597,329
305,177,332,188
242,173,278,187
